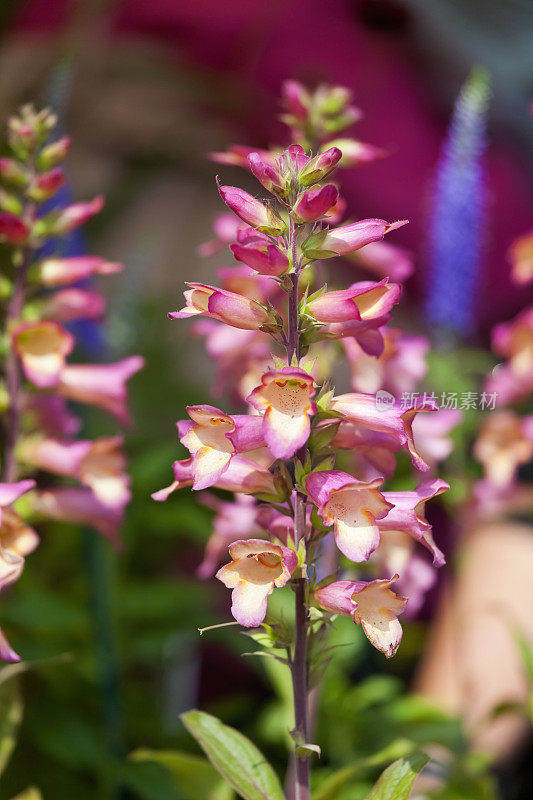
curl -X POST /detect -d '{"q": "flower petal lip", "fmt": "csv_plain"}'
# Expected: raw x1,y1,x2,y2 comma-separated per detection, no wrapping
216,538,297,627
169,283,271,330
380,478,450,566
13,321,75,388
247,368,317,459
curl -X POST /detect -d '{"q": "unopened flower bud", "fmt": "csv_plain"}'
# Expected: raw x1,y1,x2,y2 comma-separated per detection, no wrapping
298,147,342,186
218,183,284,234
0,158,27,188
281,80,310,123
248,152,285,194
292,185,339,223
0,212,29,244
28,168,66,202
36,136,71,170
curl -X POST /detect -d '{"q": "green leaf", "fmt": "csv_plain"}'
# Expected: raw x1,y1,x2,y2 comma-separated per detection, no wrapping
180,710,285,800
0,675,23,776
364,753,429,800
9,789,43,800
131,748,233,800
312,740,417,800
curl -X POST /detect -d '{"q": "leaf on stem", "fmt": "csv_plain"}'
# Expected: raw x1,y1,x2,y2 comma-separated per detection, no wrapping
180,710,285,800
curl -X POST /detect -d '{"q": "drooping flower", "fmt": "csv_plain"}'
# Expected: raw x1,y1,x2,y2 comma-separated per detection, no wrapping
315,576,406,657
379,478,450,566
347,240,414,282
57,355,144,426
42,288,106,322
247,368,317,459
306,470,392,561
306,280,400,324
230,232,289,277
152,455,276,502
319,219,407,257
13,321,74,388
371,531,437,618
37,255,122,286
216,539,298,627
22,436,130,507
330,392,437,471
473,411,533,487
169,282,272,331
177,405,265,490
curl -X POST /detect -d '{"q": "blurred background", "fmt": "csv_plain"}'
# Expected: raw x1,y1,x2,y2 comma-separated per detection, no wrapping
0,1,533,799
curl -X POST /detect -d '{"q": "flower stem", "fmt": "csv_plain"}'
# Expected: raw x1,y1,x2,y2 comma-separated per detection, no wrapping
2,245,32,482
286,213,310,800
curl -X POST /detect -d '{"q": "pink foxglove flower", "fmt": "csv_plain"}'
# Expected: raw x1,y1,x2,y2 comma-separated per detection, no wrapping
411,409,462,467
216,539,297,627
306,470,392,561
58,356,144,426
230,233,289,277
379,478,450,566
348,240,414,282
152,455,276,502
247,368,317,459
306,280,400,323
321,138,386,167
177,405,265,490
50,196,104,235
22,436,130,508
13,321,74,388
169,282,272,331
473,411,533,487
218,185,283,234
330,392,437,471
320,218,408,256
315,576,406,657
33,486,126,546
42,288,106,322
0,212,29,244
297,147,342,185
37,255,122,286
291,185,339,223
247,152,285,194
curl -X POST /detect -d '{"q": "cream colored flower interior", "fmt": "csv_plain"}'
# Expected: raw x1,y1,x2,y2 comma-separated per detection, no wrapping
190,287,213,312
18,325,67,355
183,423,235,456
263,378,311,417
326,485,387,528
351,581,405,628
235,552,284,585
353,286,388,319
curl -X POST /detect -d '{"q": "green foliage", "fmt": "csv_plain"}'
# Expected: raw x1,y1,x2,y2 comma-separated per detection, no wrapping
363,753,429,800
180,710,285,800
131,748,234,800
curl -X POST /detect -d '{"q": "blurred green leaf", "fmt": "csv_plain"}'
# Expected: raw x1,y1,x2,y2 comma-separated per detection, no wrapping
363,753,429,800
312,739,416,800
9,789,42,800
131,748,234,800
181,710,285,800
0,677,22,777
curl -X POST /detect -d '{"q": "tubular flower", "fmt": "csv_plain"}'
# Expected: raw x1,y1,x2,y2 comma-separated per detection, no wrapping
217,184,284,234
297,147,342,185
330,392,437,471
152,455,276,502
13,321,74,388
216,539,298,627
37,255,122,286
50,196,104,235
379,479,450,566
306,280,401,324
343,330,428,396
169,282,272,331
247,368,317,459
230,232,289,277
474,411,533,487
305,470,392,562
58,356,144,426
320,219,408,256
321,138,387,167
177,405,265,490
292,185,339,223
33,486,126,546
247,152,285,194
315,576,407,657
22,436,130,508
347,240,414,283
42,288,106,322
